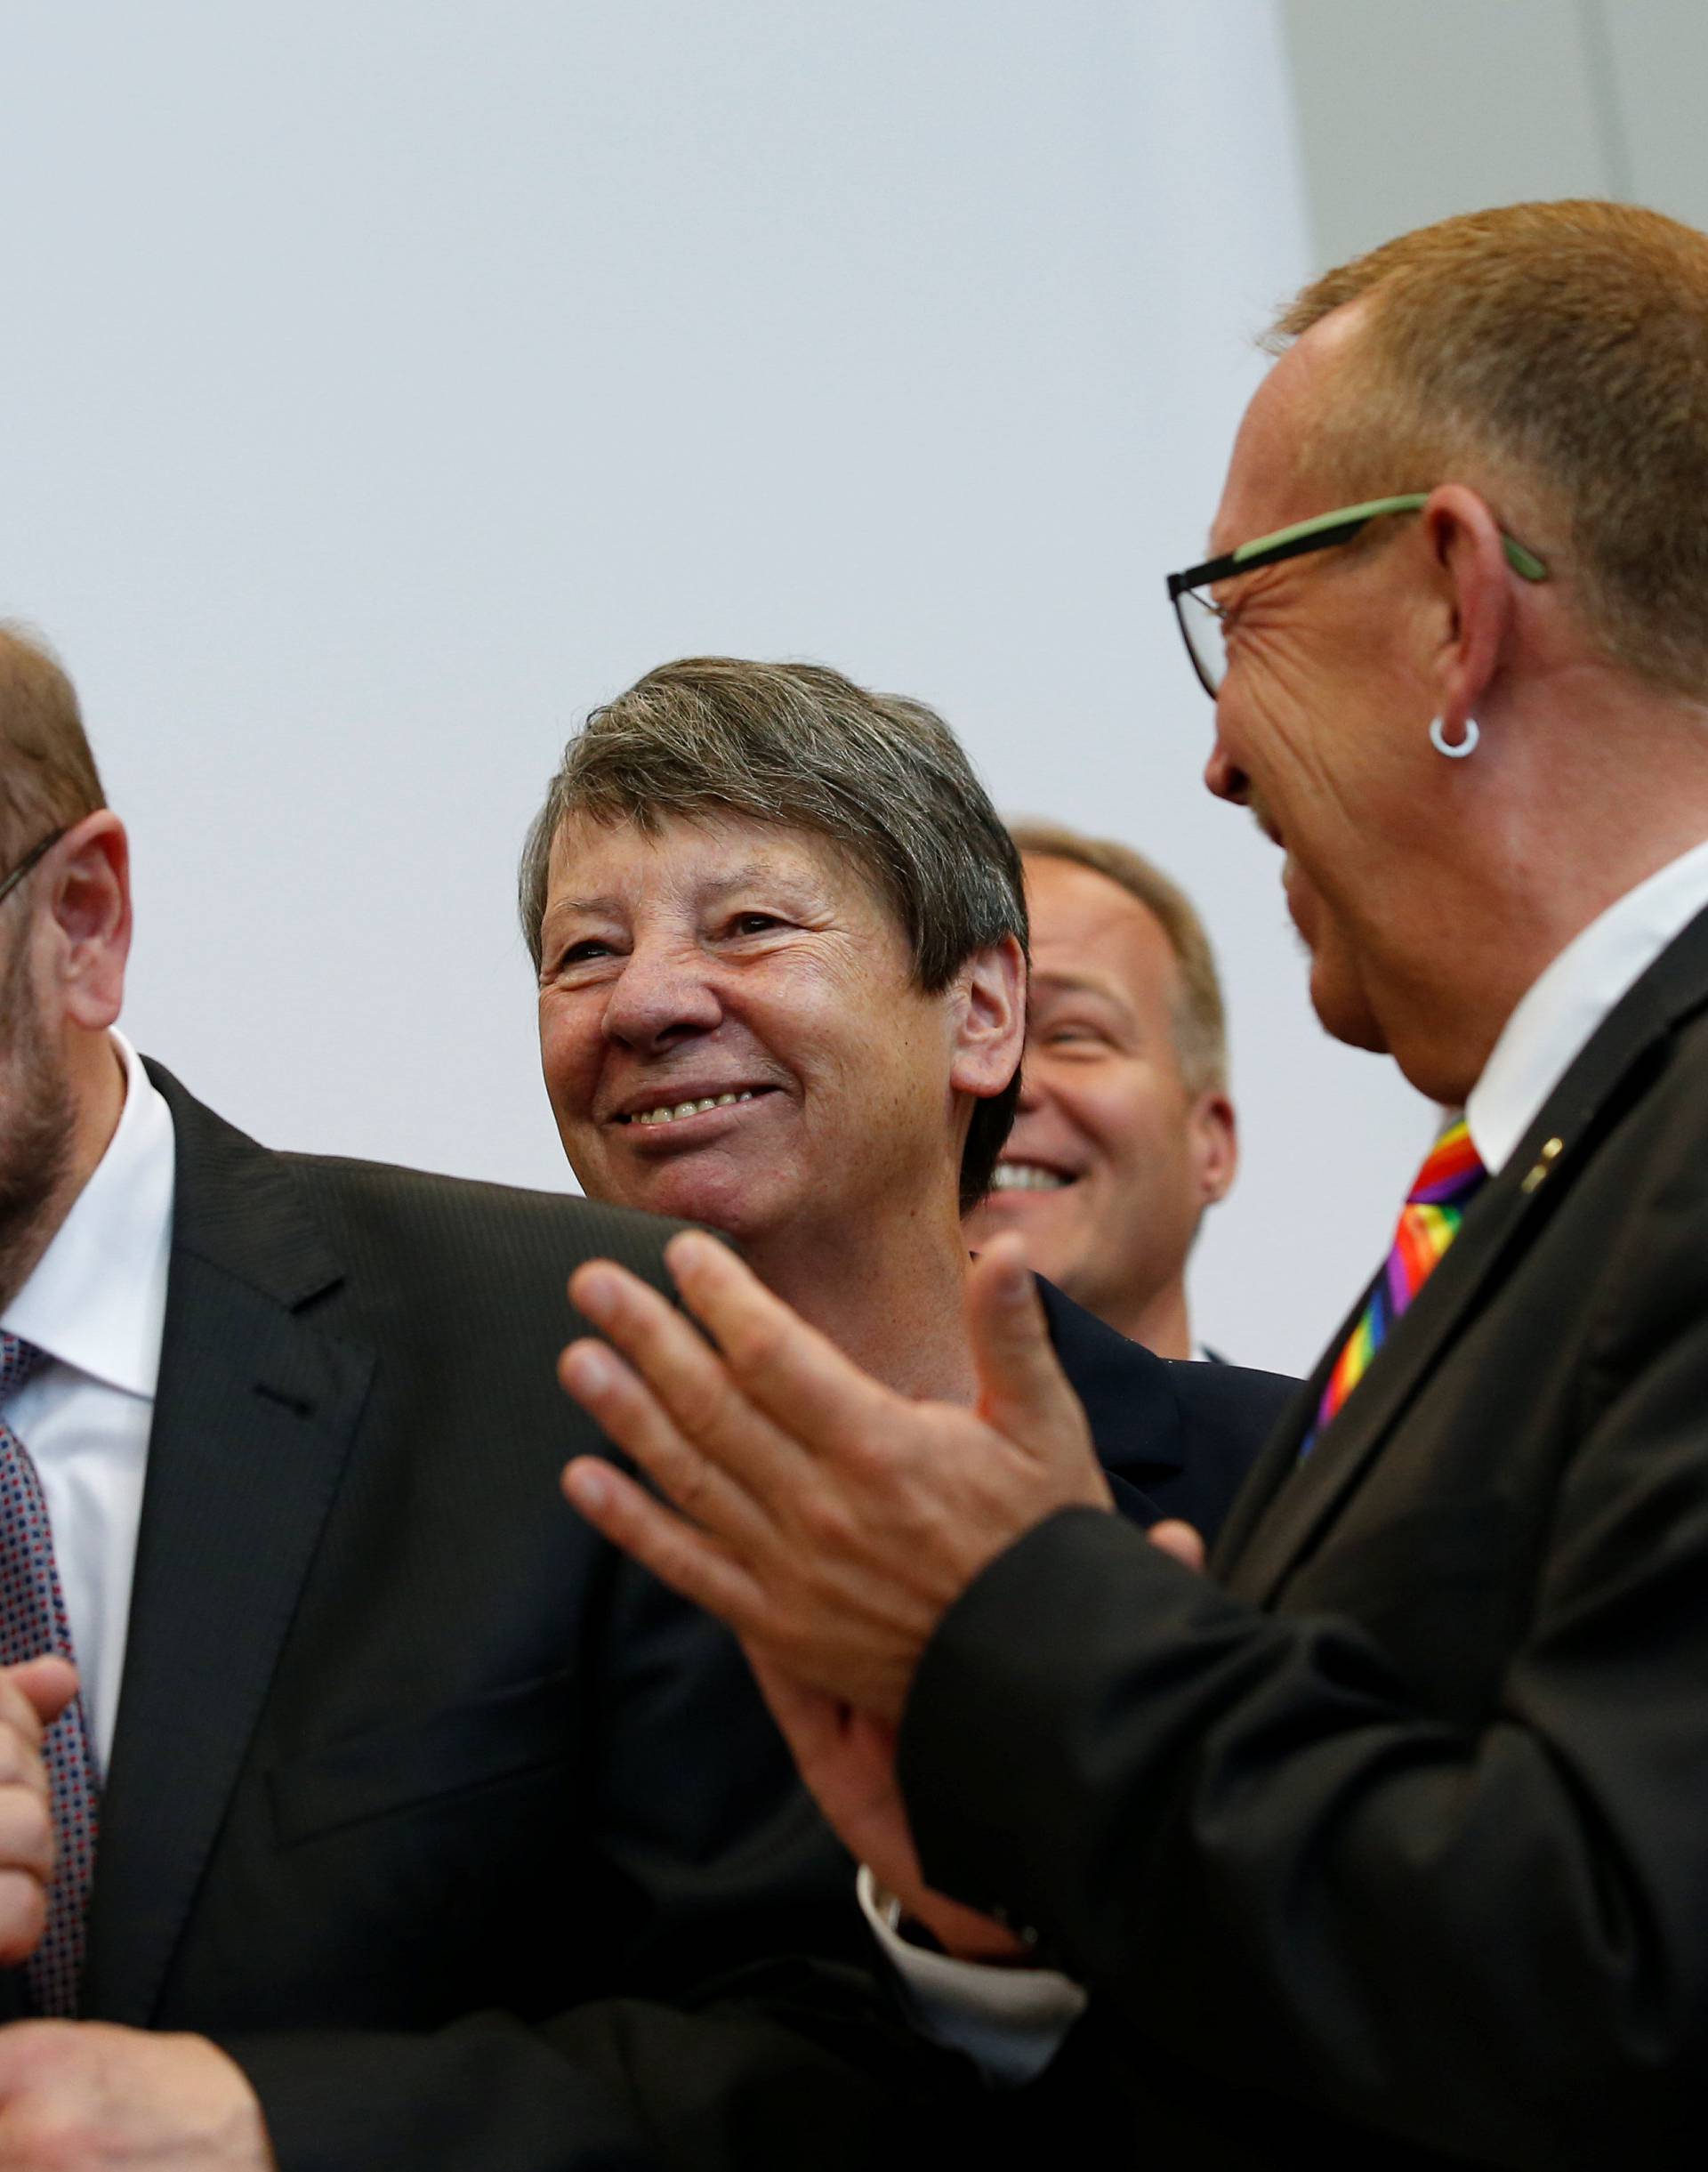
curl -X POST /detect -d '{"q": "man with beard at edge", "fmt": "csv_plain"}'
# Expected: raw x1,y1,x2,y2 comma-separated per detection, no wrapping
0,895,76,1296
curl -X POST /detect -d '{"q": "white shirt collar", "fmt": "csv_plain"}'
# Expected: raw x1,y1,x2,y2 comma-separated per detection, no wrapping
1,1031,176,1399
1466,836,1708,1175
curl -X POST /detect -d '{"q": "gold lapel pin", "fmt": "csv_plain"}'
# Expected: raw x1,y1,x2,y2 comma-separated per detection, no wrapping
1520,1136,1564,1193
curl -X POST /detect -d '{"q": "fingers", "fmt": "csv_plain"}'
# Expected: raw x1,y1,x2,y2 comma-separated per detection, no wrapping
560,1334,775,1549
1148,1519,1206,1572
561,1455,770,1635
739,1643,909,1863
0,1667,65,1971
0,1870,48,1968
0,1782,54,1893
0,1660,77,1747
0,1727,45,1801
662,1233,899,1456
568,1257,810,1495
966,1237,1107,1480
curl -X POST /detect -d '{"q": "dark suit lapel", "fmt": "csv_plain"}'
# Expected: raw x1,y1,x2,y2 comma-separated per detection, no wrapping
1035,1277,1187,1516
1207,1335,1343,1579
1221,905,1708,1609
81,1067,375,2024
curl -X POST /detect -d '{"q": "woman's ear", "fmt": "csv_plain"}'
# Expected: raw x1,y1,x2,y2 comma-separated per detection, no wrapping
949,934,1027,1100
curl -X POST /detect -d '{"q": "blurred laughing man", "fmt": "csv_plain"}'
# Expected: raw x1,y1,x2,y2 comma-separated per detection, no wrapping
967,823,1236,1361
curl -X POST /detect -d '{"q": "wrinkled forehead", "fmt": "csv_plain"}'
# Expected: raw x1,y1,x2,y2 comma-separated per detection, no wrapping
544,803,895,919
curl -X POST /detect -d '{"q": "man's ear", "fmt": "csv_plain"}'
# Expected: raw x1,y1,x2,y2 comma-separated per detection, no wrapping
1188,1088,1237,1207
949,934,1027,1101
1422,483,1516,739
44,811,132,1031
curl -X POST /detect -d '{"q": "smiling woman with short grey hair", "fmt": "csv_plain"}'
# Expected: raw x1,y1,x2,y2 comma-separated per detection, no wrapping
520,655,1027,1215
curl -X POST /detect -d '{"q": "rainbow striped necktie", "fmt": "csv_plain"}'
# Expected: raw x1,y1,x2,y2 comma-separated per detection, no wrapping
1301,1118,1487,1457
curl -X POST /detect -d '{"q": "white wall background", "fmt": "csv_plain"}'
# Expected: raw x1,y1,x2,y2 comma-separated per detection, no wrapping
1282,0,1708,270
0,1,1438,1377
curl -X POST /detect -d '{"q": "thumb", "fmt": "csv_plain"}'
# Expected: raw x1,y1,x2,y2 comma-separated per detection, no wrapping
740,1640,859,1800
1147,1519,1206,1573
5,1656,79,1730
967,1235,1096,1457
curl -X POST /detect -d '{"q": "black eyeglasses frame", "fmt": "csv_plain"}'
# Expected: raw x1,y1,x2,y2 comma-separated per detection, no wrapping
0,828,69,912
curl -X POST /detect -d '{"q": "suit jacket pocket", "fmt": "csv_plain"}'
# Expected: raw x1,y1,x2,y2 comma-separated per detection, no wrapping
268,1667,576,1847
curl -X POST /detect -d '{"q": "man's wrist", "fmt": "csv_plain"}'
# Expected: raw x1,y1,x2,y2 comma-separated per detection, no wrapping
872,1885,947,1955
860,1866,1035,1966
857,1867,1088,2086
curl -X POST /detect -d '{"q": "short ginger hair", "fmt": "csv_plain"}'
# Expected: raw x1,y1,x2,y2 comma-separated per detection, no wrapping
1270,199,1708,701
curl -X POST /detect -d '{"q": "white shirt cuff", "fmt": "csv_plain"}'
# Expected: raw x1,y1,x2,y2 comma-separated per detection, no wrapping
857,1863,1087,2087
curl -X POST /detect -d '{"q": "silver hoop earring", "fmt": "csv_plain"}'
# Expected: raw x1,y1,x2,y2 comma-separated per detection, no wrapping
1430,715,1479,760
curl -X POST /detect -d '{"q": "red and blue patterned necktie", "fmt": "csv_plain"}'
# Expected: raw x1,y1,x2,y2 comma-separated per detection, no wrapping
1301,1118,1488,1458
0,1332,100,2015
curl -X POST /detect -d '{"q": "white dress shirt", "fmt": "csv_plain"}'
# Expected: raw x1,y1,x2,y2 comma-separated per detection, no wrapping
877,835,1708,2079
0,1032,174,1772
1464,835,1708,1174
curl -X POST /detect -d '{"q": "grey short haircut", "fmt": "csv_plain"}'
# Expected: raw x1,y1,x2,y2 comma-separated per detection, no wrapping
520,657,1027,1210
1008,820,1229,1094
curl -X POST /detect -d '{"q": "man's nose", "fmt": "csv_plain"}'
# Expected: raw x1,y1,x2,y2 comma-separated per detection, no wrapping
600,941,722,1049
1204,730,1249,804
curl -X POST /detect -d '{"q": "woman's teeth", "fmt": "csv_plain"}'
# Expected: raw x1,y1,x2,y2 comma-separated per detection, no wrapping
626,1090,759,1127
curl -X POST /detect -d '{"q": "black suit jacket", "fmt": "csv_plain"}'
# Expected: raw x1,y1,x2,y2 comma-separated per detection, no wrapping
900,904,1708,2168
68,1064,860,2168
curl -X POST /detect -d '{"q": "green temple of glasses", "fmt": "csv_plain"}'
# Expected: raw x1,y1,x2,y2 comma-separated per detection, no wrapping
1167,493,1550,600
